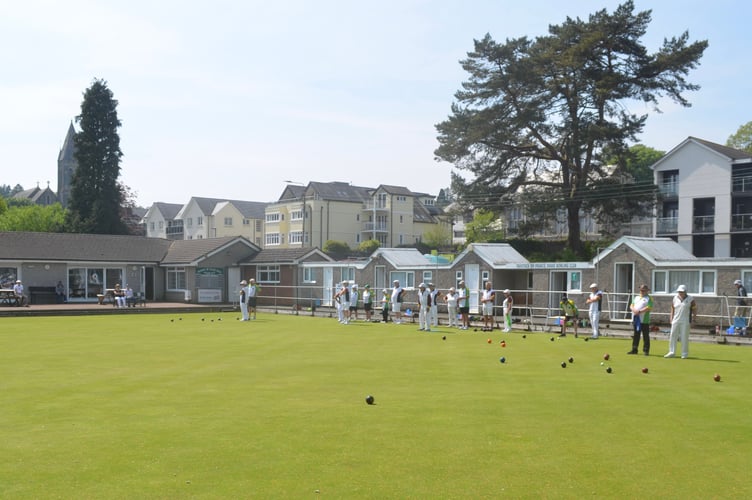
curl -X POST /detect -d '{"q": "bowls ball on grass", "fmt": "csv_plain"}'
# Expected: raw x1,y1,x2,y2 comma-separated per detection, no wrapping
365,395,375,405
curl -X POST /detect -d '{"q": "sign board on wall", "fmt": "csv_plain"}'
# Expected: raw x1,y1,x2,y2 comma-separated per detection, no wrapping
197,288,222,303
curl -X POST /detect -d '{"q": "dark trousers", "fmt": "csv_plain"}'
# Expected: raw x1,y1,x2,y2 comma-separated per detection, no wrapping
382,307,389,322
631,322,650,353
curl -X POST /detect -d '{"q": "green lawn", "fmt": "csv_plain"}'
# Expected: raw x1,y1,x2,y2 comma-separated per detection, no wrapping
1,312,750,498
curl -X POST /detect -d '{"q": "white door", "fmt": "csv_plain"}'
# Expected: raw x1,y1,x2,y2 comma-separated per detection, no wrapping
323,267,334,306
466,264,480,314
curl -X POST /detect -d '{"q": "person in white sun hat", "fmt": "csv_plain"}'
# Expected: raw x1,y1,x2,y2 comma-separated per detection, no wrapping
585,283,603,339
665,285,696,359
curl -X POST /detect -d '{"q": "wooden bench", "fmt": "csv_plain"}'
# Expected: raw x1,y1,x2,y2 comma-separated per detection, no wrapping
0,289,20,306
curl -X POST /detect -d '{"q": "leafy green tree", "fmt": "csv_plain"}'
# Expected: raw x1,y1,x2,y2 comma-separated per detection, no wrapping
421,224,452,250
0,204,67,232
435,1,707,256
358,239,380,255
323,240,351,259
66,79,128,234
587,144,665,236
465,209,505,243
727,121,752,154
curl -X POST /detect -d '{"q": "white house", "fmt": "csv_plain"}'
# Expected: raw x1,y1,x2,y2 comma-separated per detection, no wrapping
652,137,752,258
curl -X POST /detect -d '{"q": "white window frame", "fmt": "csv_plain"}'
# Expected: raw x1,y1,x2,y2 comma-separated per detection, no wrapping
652,269,716,295
289,231,304,244
265,233,281,246
224,217,233,226
266,212,281,223
167,267,186,291
257,265,280,283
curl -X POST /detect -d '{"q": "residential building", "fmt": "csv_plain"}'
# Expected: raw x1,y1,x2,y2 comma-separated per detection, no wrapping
142,202,184,239
264,181,451,250
652,137,752,257
168,197,268,242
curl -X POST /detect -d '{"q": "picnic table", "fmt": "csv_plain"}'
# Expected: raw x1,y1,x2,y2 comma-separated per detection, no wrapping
0,289,20,306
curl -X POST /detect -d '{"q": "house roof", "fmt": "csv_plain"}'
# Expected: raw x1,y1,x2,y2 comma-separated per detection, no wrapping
306,181,372,203
597,236,697,265
455,243,529,267
161,236,258,265
652,137,752,170
247,247,333,265
229,200,268,219
0,231,172,263
12,186,58,204
372,248,436,268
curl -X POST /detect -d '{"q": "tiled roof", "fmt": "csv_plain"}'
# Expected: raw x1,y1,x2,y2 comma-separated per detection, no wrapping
460,243,529,266
374,248,433,268
154,202,183,220
307,182,372,203
690,137,752,161
161,236,255,265
0,231,172,262
248,248,333,264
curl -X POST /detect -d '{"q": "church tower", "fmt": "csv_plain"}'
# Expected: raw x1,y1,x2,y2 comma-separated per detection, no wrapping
57,122,77,208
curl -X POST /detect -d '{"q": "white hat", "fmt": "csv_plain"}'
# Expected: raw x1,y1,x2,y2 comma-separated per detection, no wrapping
240,280,247,285
393,280,399,283
503,289,510,294
676,285,687,292
419,283,426,288
16,279,21,283
352,284,358,289
589,283,598,288
734,279,742,285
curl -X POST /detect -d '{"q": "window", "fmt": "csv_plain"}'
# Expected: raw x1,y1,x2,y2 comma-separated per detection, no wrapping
167,267,186,290
399,215,403,223
456,271,463,283
224,217,233,226
356,214,360,221
528,271,534,289
266,212,281,223
290,210,304,221
652,270,716,294
304,267,315,283
289,231,304,244
568,271,581,291
390,271,415,288
266,233,281,246
397,195,406,202
197,216,203,226
0,267,18,288
482,270,490,282
256,220,262,232
243,218,250,226
158,221,164,229
423,271,432,283
186,218,193,227
258,265,280,283
341,268,355,282
150,222,155,231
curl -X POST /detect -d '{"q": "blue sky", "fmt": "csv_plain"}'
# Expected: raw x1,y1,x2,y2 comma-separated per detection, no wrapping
1,0,749,207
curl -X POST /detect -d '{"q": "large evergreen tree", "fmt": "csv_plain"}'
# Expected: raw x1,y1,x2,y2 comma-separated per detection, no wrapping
67,79,128,234
435,1,707,256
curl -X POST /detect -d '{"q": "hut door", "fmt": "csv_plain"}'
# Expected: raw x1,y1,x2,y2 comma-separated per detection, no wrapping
613,263,634,320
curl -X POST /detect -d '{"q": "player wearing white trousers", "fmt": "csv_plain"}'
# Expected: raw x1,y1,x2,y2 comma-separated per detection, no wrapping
666,285,695,359
417,284,431,332
239,281,249,321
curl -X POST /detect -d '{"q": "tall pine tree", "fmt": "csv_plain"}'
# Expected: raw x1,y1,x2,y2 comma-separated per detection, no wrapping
67,79,128,234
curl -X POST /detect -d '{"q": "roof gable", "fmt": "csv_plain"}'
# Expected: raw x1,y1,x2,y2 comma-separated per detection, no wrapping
454,243,529,268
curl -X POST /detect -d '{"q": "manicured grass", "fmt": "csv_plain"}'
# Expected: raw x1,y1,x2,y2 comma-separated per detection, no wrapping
1,313,751,498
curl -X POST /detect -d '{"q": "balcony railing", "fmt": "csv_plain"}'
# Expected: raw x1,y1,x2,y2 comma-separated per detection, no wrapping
362,201,388,211
362,222,388,232
731,213,752,231
656,217,678,234
732,175,752,193
693,215,715,233
166,226,184,235
658,182,678,197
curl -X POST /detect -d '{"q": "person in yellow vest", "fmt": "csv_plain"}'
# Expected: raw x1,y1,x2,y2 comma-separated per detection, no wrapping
559,294,578,337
